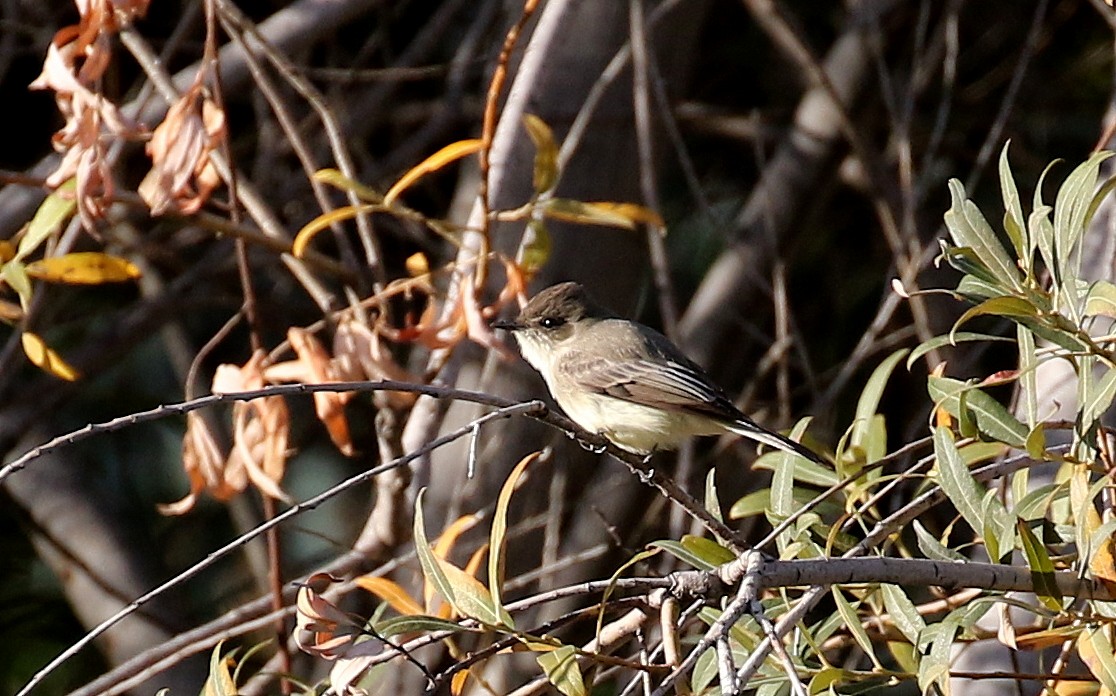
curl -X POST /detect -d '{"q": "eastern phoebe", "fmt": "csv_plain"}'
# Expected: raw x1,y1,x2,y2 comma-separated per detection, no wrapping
494,282,822,463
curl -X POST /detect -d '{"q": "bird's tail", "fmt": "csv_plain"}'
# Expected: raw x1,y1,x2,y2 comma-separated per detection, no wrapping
726,418,823,464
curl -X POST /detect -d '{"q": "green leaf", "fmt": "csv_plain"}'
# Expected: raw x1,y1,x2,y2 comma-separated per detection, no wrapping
832,588,883,669
999,142,1027,261
1053,150,1114,283
490,452,539,618
536,645,586,696
955,274,1006,302
1017,325,1038,428
914,520,967,562
927,376,1028,447
650,539,719,571
952,296,1038,338
1081,367,1116,444
1084,280,1116,318
770,423,795,554
680,535,735,567
375,614,470,638
880,584,926,645
2,261,32,309
1016,518,1064,612
729,487,841,520
918,610,964,696
944,178,1021,291
521,219,551,275
413,490,511,627
907,332,1015,370
17,180,77,261
850,348,907,457
933,427,1008,543
523,114,559,194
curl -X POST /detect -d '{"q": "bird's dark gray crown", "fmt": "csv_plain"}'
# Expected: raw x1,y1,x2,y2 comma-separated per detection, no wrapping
517,282,617,328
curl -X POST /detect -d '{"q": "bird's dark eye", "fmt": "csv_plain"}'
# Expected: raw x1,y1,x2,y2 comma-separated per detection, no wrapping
539,316,565,329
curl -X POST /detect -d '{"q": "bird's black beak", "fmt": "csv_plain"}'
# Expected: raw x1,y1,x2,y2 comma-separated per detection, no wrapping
491,318,522,332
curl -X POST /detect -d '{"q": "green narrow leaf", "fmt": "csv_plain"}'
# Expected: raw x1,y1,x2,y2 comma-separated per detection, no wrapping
413,490,510,627
2,261,32,309
927,376,1028,447
956,274,1006,302
537,645,586,696
1016,519,1064,612
934,427,1004,541
1081,368,1116,446
375,614,469,638
907,332,1015,370
490,452,539,617
881,584,927,645
650,540,718,571
999,142,1027,261
918,610,964,696
520,219,551,275
952,296,1039,339
770,427,795,554
850,348,907,455
680,535,735,567
523,114,559,194
914,520,967,562
1084,280,1116,318
944,179,1021,290
1017,324,1038,428
17,180,77,261
832,587,883,669
1054,151,1114,281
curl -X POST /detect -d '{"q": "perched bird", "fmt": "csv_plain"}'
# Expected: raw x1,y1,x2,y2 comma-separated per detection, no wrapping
493,282,822,463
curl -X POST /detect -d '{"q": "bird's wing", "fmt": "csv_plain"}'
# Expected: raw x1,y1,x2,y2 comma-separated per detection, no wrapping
556,348,740,420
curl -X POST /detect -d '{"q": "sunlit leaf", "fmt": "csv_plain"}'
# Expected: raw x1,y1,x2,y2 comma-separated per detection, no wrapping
999,142,1028,261
914,520,966,562
26,252,141,284
384,139,484,207
18,179,76,261
944,178,1021,291
1085,280,1116,318
918,609,964,696
907,332,1014,370
1053,150,1114,284
536,645,586,696
543,199,664,229
405,252,430,277
881,583,926,645
521,219,551,275
22,331,79,381
650,539,718,571
833,588,883,669
2,261,33,309
292,203,377,258
313,168,384,203
523,114,559,194
933,427,1008,546
491,452,539,615
1079,625,1116,694
203,641,238,696
927,375,1027,447
680,535,735,567
355,576,425,617
850,348,907,457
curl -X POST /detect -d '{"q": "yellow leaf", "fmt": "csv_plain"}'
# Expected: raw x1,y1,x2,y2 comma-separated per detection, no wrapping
292,204,376,258
0,241,15,263
354,576,425,616
543,199,665,230
26,252,141,284
384,139,484,208
451,670,470,696
523,114,559,194
313,168,384,203
406,252,430,277
22,332,79,381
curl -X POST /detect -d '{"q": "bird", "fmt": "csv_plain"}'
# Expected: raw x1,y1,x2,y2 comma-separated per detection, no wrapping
493,281,822,463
